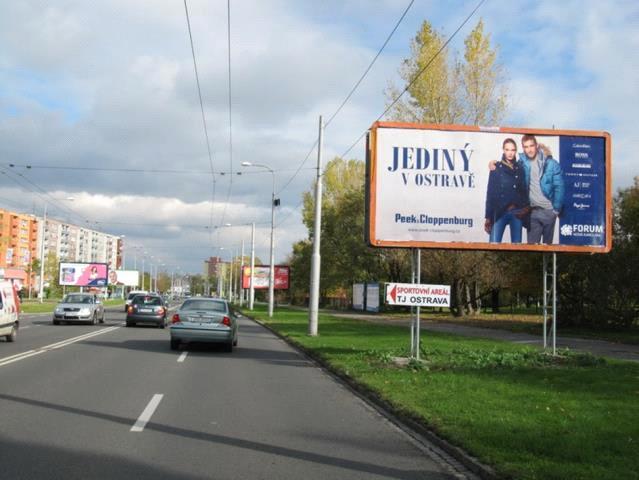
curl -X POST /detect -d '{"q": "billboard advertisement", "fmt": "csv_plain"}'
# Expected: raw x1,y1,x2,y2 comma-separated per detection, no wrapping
59,262,109,287
352,283,364,311
366,122,612,253
108,270,139,287
241,266,290,290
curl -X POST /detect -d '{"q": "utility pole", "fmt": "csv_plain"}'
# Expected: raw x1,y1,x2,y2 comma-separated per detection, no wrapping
249,222,255,310
308,115,324,336
239,239,245,306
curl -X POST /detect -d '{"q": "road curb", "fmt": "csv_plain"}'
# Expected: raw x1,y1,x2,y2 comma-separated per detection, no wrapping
242,311,500,480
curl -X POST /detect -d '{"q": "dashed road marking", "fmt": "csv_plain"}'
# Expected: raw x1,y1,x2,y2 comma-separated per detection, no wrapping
131,394,164,432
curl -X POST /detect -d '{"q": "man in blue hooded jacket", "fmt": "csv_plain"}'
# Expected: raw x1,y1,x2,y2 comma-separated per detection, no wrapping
519,134,564,244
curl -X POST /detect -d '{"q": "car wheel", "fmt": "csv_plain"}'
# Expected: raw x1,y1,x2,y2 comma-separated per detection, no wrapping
92,312,98,325
6,324,17,342
233,336,238,347
53,319,60,325
224,341,233,353
100,312,105,324
126,321,133,327
170,339,179,350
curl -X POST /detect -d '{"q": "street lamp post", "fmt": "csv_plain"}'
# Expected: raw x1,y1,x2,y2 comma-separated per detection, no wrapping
241,162,276,317
39,197,74,303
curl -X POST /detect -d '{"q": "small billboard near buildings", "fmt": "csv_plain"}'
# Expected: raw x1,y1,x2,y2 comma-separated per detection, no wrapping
385,283,451,307
366,122,612,253
241,266,290,290
108,270,139,287
59,262,109,287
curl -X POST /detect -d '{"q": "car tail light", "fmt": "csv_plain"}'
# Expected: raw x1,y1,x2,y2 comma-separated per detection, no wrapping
172,313,181,324
222,316,231,327
157,307,165,315
127,306,134,313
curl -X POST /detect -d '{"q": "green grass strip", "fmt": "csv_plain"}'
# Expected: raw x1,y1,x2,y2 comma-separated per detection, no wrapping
247,305,639,480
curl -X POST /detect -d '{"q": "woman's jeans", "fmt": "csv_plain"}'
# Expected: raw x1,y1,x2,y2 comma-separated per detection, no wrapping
490,209,524,243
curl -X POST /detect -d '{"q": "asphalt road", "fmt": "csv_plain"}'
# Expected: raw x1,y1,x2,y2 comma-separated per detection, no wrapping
0,308,469,479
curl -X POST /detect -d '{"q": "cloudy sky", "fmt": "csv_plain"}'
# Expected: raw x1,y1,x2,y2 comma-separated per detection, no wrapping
1,0,636,274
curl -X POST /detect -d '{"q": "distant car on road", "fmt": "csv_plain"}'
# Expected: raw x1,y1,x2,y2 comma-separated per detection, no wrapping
125,290,148,312
169,297,238,352
126,294,168,328
53,293,105,325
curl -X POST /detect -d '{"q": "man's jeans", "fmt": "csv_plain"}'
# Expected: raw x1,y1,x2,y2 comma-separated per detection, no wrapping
490,209,524,243
528,208,557,244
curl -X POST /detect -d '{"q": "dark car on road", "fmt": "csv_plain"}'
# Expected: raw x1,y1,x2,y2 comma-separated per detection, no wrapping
126,294,167,328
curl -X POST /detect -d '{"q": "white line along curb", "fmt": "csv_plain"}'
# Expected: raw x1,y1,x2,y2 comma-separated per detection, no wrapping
0,326,120,368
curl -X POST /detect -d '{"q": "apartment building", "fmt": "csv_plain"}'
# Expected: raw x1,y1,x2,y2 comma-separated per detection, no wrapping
39,217,121,270
0,209,39,289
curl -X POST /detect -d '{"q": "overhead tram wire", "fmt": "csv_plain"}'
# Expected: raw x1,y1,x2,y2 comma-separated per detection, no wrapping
183,0,218,234
219,0,234,227
338,0,487,160
0,166,88,225
3,163,314,176
275,0,414,197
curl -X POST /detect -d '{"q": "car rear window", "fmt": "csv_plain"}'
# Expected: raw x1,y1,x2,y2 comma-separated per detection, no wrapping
128,292,144,300
64,295,92,304
132,296,162,306
181,300,226,312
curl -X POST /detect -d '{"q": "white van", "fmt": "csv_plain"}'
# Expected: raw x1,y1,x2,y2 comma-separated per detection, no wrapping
0,281,20,342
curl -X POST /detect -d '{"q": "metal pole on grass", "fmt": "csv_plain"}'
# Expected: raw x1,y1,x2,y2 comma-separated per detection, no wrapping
249,222,255,310
553,253,557,356
416,248,421,361
543,254,548,349
308,115,324,336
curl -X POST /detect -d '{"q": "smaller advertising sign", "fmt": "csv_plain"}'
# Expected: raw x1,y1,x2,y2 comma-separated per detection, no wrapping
59,262,109,287
385,283,450,307
242,266,290,290
366,283,380,312
352,283,364,311
108,270,139,287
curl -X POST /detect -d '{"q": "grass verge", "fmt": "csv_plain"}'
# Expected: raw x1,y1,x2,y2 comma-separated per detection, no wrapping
20,299,124,314
246,305,639,480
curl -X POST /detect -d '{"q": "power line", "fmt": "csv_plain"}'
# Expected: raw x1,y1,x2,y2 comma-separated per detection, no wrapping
183,0,218,236
219,0,234,227
275,141,317,195
339,0,487,160
324,0,415,128
275,0,414,197
3,163,313,176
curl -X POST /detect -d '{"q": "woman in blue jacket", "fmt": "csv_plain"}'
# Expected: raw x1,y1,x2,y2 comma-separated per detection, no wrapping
484,138,530,243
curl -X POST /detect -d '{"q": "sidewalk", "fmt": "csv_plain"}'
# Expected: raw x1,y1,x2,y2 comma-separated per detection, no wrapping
325,311,639,362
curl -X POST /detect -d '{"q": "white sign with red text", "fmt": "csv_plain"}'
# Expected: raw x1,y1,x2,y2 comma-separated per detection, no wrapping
385,283,450,307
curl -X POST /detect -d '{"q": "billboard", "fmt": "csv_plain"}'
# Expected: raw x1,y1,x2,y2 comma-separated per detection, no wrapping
241,266,290,290
366,122,612,253
352,283,364,311
108,270,139,287
59,262,108,287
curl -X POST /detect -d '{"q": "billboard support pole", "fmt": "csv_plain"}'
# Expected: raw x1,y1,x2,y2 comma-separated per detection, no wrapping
410,249,415,357
543,254,548,348
416,248,421,361
553,253,557,356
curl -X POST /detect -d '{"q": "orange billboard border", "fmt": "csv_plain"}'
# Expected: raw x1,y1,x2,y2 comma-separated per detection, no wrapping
366,121,612,254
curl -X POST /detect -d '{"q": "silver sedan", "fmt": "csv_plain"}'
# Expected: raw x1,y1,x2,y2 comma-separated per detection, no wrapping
169,298,238,352
53,293,105,325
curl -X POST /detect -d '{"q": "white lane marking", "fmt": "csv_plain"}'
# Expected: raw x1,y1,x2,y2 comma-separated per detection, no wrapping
21,326,30,330
131,394,164,432
177,351,188,363
0,326,120,368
